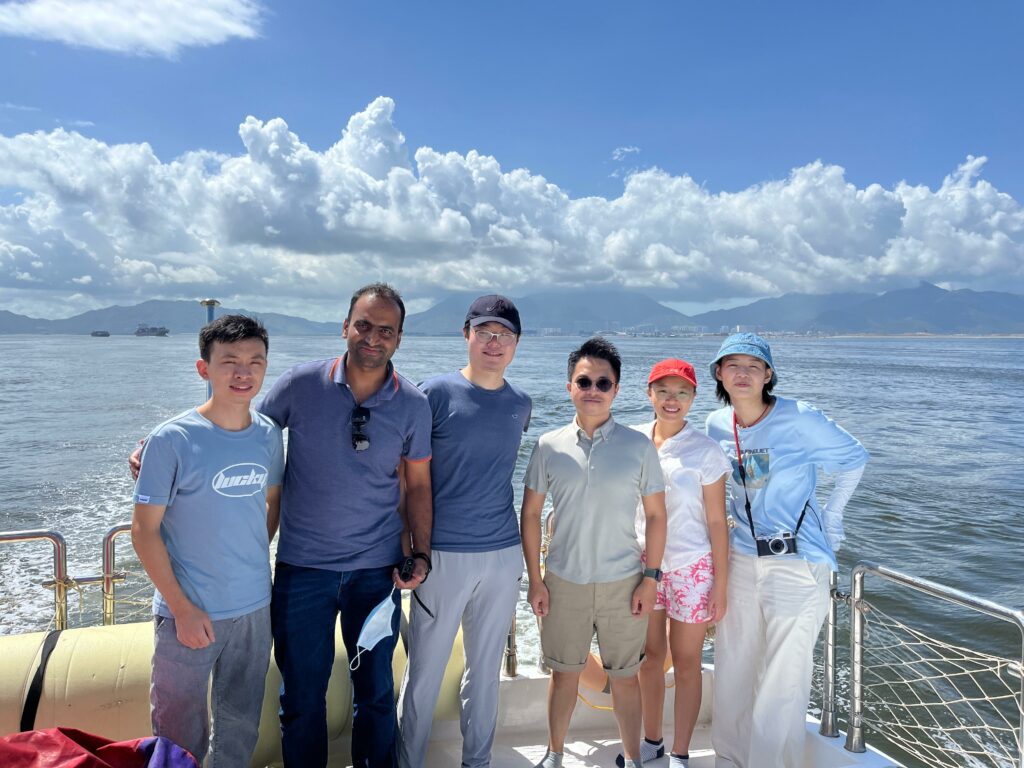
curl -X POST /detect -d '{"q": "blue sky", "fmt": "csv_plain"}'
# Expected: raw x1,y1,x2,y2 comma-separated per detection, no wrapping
1,1,1021,319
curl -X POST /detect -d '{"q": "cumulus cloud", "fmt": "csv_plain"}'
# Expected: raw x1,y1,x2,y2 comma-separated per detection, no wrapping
612,146,641,162
0,0,263,57
0,96,1022,319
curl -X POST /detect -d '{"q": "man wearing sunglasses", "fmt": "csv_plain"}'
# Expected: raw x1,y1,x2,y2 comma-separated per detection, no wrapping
260,282,433,768
398,294,532,768
521,337,668,768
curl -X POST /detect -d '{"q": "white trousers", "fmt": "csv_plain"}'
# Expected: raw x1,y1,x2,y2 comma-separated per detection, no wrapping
712,552,831,768
397,545,523,768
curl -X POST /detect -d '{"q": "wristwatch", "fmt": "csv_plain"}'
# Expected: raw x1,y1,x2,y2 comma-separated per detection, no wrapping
412,552,432,583
642,567,663,583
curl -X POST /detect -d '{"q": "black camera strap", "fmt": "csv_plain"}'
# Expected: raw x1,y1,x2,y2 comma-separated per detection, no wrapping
732,410,809,541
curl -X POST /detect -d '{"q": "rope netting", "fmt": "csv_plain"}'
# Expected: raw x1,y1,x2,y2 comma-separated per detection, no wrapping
107,569,157,623
859,600,1022,768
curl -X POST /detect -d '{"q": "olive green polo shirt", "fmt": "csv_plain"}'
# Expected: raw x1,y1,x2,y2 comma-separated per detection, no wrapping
525,415,665,584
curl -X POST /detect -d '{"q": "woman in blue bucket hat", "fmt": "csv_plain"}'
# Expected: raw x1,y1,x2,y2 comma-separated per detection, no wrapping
705,333,868,768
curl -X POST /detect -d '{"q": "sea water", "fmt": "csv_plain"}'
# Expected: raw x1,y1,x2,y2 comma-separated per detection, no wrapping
1,334,1022,669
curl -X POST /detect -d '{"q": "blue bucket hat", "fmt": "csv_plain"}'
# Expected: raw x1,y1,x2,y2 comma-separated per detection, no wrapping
710,332,778,386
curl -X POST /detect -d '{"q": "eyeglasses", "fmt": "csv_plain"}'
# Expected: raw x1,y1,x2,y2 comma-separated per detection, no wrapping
473,329,517,346
351,406,371,451
574,376,615,392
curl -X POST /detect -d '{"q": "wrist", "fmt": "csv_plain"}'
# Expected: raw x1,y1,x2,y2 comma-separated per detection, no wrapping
642,567,663,583
167,597,197,617
412,551,432,581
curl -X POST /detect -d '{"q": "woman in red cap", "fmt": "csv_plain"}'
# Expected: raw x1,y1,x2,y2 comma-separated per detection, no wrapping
622,359,732,768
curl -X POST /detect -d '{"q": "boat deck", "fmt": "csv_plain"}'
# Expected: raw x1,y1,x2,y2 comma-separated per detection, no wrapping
425,723,897,767
427,722,716,766
332,670,899,768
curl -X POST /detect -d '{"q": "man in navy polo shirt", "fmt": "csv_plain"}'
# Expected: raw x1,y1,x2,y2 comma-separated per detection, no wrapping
397,295,532,768
261,283,433,768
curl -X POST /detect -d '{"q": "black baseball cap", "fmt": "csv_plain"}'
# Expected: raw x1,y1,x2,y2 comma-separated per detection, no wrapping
465,294,521,335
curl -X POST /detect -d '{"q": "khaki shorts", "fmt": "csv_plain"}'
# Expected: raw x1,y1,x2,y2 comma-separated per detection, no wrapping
540,571,647,677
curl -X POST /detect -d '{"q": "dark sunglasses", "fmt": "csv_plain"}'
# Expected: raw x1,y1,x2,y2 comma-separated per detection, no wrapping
574,376,615,393
351,406,371,451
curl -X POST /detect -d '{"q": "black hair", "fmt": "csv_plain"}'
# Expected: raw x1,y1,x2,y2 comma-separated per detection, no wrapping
199,314,268,362
713,364,775,405
347,282,406,331
567,336,621,382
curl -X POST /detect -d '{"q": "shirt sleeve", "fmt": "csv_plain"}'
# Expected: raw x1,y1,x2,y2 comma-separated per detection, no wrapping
523,439,548,494
822,465,865,551
258,366,292,427
639,439,666,496
522,395,533,433
133,429,180,507
700,439,733,485
404,396,433,461
798,402,869,473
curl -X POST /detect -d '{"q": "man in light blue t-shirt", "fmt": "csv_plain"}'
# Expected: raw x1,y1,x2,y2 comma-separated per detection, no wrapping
133,315,284,767
397,295,532,768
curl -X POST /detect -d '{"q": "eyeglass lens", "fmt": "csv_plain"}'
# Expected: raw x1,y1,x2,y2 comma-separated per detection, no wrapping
574,376,615,392
473,329,516,346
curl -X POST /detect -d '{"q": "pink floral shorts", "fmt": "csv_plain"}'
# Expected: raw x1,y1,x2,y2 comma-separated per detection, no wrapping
650,552,715,624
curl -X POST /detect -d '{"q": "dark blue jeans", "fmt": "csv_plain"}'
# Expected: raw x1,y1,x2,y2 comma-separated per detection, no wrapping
272,562,400,768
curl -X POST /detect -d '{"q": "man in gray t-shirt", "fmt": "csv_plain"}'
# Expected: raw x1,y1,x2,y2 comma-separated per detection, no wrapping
521,337,667,768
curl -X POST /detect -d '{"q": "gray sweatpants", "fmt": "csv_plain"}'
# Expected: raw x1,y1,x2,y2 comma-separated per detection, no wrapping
151,605,271,767
397,545,523,768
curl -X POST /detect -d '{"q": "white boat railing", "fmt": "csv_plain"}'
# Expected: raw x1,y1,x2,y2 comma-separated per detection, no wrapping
846,561,1024,768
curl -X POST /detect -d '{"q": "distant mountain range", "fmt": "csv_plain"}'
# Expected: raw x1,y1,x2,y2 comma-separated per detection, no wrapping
0,299,340,336
404,290,694,335
404,283,1024,335
1,283,1022,336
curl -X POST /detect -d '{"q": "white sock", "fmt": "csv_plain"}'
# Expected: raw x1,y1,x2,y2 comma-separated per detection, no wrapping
536,750,563,768
617,737,664,767
622,760,643,768
669,754,689,767
639,737,664,761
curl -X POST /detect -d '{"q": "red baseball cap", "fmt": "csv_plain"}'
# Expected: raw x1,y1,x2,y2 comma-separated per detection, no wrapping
647,358,698,388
